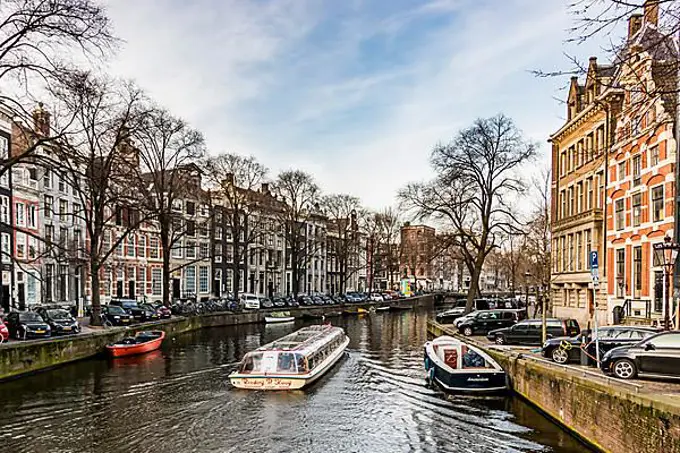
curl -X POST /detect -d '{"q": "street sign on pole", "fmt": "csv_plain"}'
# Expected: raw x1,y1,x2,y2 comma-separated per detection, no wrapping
590,251,599,270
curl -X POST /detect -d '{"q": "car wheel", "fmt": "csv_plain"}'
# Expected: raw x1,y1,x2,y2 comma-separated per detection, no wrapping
613,359,637,380
551,348,569,364
495,334,505,345
462,327,473,336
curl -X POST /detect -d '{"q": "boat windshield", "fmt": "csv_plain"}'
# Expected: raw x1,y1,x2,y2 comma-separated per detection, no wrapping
461,347,493,369
239,352,264,373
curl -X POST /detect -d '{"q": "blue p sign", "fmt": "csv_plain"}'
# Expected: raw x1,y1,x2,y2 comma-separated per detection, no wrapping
590,251,599,269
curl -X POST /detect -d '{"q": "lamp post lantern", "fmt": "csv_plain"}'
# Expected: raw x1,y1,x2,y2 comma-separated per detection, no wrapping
653,236,680,331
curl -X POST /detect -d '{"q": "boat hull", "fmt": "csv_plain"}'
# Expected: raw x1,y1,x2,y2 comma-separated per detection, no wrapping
429,361,506,393
265,316,295,323
230,337,349,390
107,331,165,358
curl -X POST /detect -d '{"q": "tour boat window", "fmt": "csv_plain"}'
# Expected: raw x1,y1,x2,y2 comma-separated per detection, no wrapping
461,348,488,369
277,353,296,373
295,353,307,373
240,352,263,373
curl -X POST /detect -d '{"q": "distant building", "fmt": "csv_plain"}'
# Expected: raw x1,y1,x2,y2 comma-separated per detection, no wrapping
399,223,435,290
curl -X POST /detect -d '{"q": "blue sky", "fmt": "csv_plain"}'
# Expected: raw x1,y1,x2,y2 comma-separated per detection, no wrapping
105,0,605,209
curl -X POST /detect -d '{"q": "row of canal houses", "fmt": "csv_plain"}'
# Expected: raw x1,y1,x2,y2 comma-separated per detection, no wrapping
550,1,679,328
0,104,363,313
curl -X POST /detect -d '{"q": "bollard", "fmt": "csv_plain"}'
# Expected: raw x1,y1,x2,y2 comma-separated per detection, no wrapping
579,334,589,366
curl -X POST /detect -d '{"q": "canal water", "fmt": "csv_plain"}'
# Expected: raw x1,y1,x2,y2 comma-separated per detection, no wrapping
0,308,591,453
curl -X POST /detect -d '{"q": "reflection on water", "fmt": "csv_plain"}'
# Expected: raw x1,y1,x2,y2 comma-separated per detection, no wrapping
0,308,592,453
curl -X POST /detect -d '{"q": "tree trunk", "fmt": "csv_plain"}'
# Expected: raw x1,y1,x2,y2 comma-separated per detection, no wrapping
464,259,483,314
162,252,171,307
90,261,102,326
232,258,240,301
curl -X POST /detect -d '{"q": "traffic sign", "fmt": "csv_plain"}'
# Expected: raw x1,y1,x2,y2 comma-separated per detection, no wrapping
590,251,599,269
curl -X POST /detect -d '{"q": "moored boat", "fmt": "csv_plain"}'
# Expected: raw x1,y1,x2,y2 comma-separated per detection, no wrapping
389,305,412,311
375,305,391,311
106,331,165,358
343,307,368,316
423,336,506,393
265,311,295,323
229,325,349,390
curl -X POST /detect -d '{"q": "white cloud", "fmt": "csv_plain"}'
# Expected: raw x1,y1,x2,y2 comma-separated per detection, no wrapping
102,0,591,210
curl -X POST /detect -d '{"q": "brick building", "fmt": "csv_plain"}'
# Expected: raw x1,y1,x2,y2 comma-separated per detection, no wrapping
399,223,435,290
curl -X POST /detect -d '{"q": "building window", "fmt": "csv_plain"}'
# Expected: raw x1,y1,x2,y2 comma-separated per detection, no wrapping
632,193,641,227
567,234,573,272
127,235,135,257
568,187,574,216
632,154,642,186
44,169,52,188
199,242,209,259
226,244,233,263
215,243,222,263
152,268,162,296
15,202,24,226
185,266,196,294
59,199,68,218
633,246,642,297
0,196,9,224
185,201,195,216
576,232,582,271
615,199,625,230
226,270,233,292
650,145,660,166
199,266,209,293
1,232,9,263
16,232,25,259
59,173,66,193
586,178,593,210
216,227,222,239
44,195,52,218
618,161,626,180
150,237,159,259
137,267,146,297
616,249,625,298
652,186,664,222
577,183,583,213
560,191,566,218
186,240,196,259
138,235,146,258
171,241,183,259
186,220,195,237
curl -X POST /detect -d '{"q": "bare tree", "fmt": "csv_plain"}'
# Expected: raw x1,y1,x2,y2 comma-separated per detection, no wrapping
322,194,361,295
0,0,117,174
202,153,269,300
272,170,321,297
524,168,552,316
376,207,401,289
134,107,206,307
49,71,148,325
399,114,536,313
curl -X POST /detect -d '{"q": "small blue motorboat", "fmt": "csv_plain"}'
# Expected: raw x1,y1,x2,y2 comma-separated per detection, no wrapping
424,336,507,393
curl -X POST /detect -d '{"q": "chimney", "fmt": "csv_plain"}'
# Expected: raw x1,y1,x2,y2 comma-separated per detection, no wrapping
32,102,50,136
628,14,643,39
644,0,659,26
261,182,269,193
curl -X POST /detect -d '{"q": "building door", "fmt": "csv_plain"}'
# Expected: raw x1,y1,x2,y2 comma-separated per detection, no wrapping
654,271,664,313
17,283,25,310
1,285,8,312
128,280,135,299
116,281,123,298
214,279,221,297
172,278,181,299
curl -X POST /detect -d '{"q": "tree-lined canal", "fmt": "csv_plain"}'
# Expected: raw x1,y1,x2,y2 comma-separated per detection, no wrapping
0,308,591,452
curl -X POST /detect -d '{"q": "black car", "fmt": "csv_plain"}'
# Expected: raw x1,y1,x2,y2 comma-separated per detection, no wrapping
457,310,517,336
6,311,51,339
286,297,300,308
312,296,324,306
35,307,80,335
109,298,148,321
541,326,658,364
601,331,680,380
138,303,162,321
272,297,287,308
487,318,581,346
100,305,134,325
260,298,274,309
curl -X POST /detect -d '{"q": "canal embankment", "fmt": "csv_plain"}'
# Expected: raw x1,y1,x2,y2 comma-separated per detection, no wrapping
427,321,680,453
0,295,433,382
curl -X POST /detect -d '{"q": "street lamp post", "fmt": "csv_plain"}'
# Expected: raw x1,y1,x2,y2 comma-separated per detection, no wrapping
653,236,680,331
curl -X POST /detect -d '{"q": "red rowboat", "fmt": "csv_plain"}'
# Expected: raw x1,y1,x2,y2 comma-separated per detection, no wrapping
106,331,165,358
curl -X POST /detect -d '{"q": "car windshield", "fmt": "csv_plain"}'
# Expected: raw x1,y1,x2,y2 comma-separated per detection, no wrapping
47,309,70,319
19,312,42,322
108,305,126,315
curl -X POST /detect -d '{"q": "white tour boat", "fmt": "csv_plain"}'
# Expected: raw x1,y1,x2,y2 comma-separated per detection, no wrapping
229,325,349,390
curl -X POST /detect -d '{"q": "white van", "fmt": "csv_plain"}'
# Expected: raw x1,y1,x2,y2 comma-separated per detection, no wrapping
240,293,260,310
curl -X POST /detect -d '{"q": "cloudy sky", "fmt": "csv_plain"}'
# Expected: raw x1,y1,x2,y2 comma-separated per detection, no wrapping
104,0,603,209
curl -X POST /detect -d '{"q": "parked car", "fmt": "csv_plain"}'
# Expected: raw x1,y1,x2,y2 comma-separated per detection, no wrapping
286,297,300,308
488,318,581,346
541,326,657,364
312,296,324,306
272,297,287,308
0,318,8,342
139,303,167,320
100,305,134,326
5,311,51,340
109,298,151,321
35,307,80,335
239,293,260,310
260,298,274,309
149,302,172,319
601,331,680,380
370,293,384,302
457,310,517,336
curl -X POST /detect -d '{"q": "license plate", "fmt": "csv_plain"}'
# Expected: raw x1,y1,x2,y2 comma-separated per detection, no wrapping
35,330,45,334
122,319,130,323
63,326,71,331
